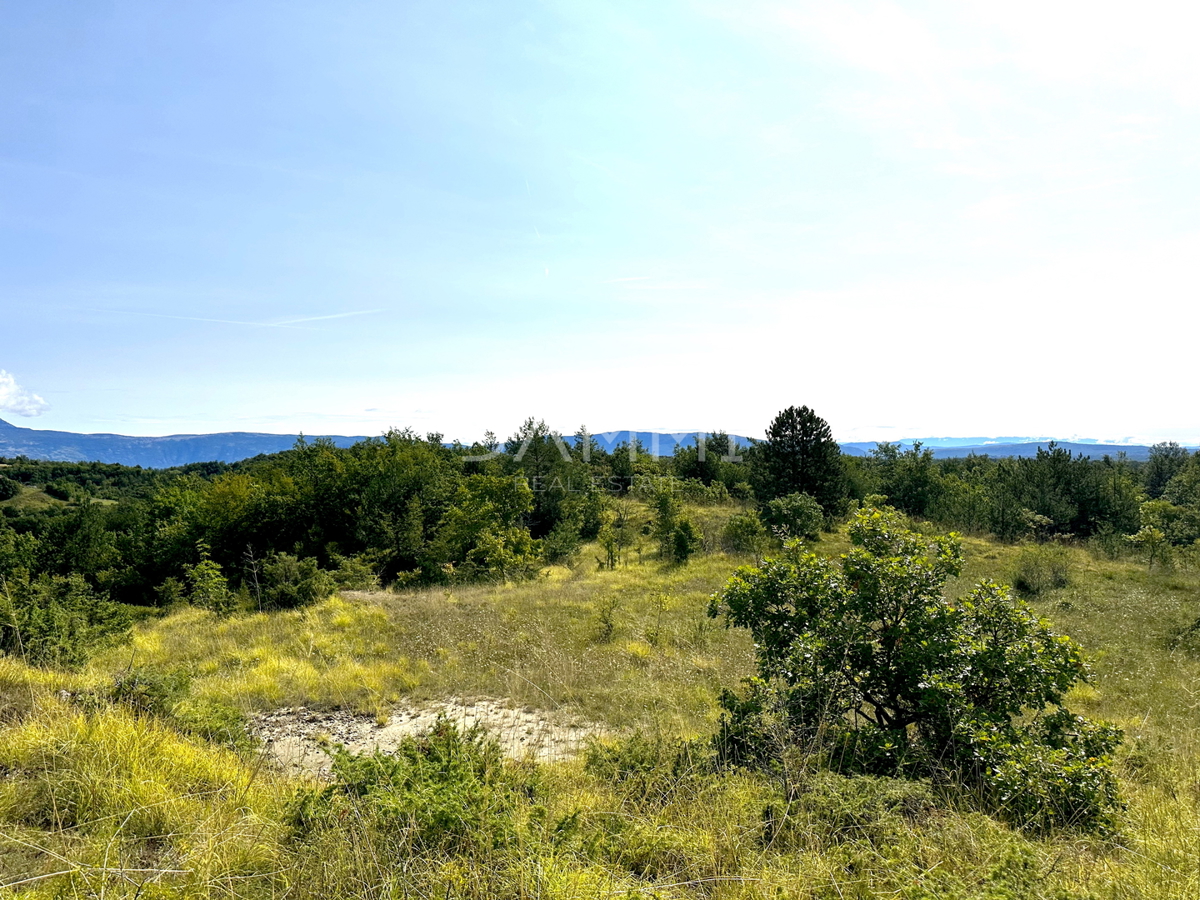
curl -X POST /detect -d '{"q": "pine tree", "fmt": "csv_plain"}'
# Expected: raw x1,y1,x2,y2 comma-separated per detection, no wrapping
760,405,844,512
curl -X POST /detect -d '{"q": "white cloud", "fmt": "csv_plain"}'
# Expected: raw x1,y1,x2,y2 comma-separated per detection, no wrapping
0,370,50,417
746,0,1199,182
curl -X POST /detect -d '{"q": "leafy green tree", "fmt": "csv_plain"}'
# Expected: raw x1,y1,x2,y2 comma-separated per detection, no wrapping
43,502,120,586
1164,451,1200,507
0,522,39,578
1144,441,1190,499
1127,524,1169,571
504,417,573,535
870,442,943,518
1139,499,1200,547
597,499,638,569
709,506,1122,832
0,475,20,501
932,473,990,533
183,552,236,614
426,475,541,582
758,406,844,513
674,431,741,488
760,492,823,541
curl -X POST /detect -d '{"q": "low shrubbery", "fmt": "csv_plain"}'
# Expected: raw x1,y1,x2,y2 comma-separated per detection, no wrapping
0,572,130,667
1012,542,1072,595
293,717,528,856
709,506,1123,832
760,491,824,541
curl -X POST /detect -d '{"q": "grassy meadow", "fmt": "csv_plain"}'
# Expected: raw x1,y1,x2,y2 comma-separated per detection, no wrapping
2,500,1200,898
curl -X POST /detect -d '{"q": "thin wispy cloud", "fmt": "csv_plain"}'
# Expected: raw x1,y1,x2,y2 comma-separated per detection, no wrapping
87,309,385,330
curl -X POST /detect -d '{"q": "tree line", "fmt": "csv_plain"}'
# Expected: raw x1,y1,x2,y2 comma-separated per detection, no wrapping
3,408,1197,664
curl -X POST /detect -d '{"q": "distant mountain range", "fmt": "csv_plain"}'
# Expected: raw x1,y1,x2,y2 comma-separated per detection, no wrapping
837,440,1189,461
0,418,1191,468
0,418,370,468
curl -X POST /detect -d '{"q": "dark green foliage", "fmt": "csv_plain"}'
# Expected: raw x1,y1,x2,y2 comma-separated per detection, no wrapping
760,492,823,541
262,552,335,608
328,553,381,591
759,405,845,512
1144,441,1190,499
0,573,130,667
0,475,20,501
870,442,942,518
673,431,742,490
648,485,681,557
709,506,1122,832
722,511,768,555
670,518,702,564
41,502,120,584
541,518,582,565
294,717,524,855
0,521,39,577
1163,450,1200,506
42,480,77,502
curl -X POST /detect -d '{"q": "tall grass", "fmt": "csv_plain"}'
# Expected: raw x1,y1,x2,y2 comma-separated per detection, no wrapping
2,526,1200,897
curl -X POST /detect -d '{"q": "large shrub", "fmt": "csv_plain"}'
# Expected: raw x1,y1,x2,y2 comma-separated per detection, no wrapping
262,552,335,609
0,475,21,501
0,573,130,667
709,506,1122,832
760,492,823,541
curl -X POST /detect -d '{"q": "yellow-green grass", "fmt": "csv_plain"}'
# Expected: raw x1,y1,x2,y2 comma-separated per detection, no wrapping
0,486,66,513
87,546,759,732
2,522,1200,897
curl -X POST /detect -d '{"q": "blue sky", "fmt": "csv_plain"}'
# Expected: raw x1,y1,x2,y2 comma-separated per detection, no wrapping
2,1,1198,444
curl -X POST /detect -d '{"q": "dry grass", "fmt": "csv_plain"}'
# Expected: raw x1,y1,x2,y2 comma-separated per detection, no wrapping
3,523,1200,897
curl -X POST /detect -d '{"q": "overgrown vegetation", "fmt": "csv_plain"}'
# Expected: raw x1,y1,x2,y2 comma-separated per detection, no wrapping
711,506,1122,833
2,409,1200,896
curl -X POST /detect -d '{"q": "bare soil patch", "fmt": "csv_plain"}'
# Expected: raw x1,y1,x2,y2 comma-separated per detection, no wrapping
251,696,601,777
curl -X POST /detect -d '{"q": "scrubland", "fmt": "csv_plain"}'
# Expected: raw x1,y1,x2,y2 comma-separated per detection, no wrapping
3,511,1200,899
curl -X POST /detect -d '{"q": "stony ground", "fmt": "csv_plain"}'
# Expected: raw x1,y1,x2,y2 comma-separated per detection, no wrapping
250,696,603,776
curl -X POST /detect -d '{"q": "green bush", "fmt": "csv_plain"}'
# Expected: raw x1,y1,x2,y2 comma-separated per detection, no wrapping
541,519,582,565
329,553,381,591
722,512,768,555
760,492,823,541
0,475,21,501
0,573,130,667
183,554,236,614
709,506,1122,832
293,716,524,855
671,518,702,563
42,480,76,502
263,551,335,608
1011,542,1072,595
